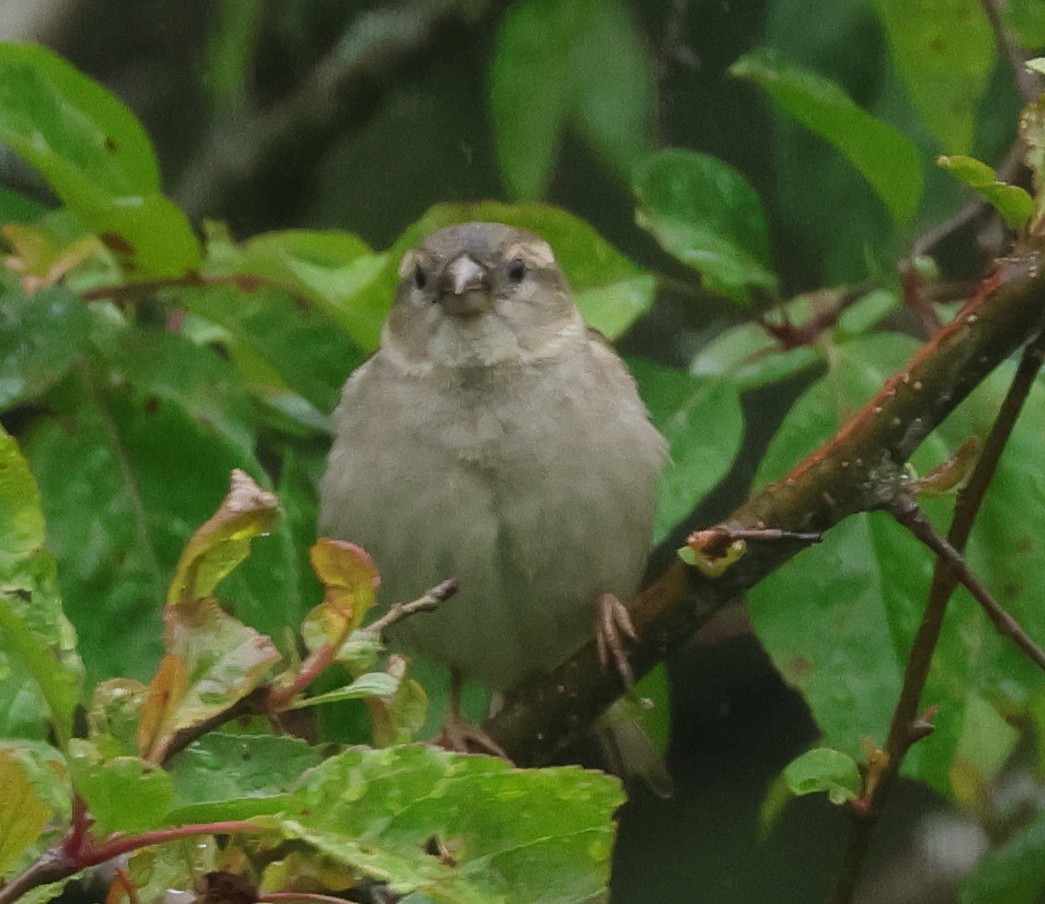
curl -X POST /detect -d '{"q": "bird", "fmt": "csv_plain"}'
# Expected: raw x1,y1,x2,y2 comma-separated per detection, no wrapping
318,221,666,749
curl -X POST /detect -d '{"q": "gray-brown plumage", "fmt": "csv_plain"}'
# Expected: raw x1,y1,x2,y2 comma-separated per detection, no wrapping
319,222,666,691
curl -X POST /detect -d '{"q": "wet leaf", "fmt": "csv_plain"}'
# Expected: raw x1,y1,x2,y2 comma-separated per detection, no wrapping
167,469,279,606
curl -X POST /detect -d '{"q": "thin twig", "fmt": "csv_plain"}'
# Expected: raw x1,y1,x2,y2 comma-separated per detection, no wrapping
889,494,1045,670
0,822,266,904
261,895,354,904
367,578,459,636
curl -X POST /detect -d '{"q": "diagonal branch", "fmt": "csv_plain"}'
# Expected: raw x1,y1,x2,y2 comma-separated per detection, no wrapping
487,247,1045,765
174,0,496,220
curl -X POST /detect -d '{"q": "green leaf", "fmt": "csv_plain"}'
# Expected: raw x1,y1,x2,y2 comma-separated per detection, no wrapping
690,290,900,389
835,288,902,339
291,672,400,709
166,733,321,824
348,202,655,349
567,0,654,181
91,319,259,462
68,739,174,835
0,186,46,224
731,50,924,226
0,425,83,746
491,0,653,199
633,148,778,303
23,344,278,684
0,749,54,875
281,745,624,904
782,747,861,804
629,359,745,541
0,43,158,195
167,469,279,606
0,741,70,817
1006,0,1045,47
749,334,1045,796
691,323,819,390
172,281,360,414
88,678,149,758
575,274,656,340
204,0,263,110
0,285,89,412
0,43,200,277
875,0,995,154
203,223,387,353
938,155,1034,229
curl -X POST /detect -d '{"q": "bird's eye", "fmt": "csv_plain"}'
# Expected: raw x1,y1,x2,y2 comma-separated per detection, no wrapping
507,258,526,284
413,263,428,290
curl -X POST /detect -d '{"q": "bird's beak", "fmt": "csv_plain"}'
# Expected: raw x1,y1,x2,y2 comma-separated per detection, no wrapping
439,254,489,315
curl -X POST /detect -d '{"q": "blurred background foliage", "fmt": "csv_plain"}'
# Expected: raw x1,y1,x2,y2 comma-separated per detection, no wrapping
1,0,1045,901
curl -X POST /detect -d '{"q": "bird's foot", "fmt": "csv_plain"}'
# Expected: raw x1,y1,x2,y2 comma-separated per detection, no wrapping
437,670,509,758
436,711,509,758
595,592,637,688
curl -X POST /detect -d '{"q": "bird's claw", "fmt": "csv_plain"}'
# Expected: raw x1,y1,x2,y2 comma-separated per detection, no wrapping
596,592,637,688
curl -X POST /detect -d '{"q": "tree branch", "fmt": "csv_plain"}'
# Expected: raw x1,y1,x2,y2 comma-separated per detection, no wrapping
486,247,1045,765
173,0,494,220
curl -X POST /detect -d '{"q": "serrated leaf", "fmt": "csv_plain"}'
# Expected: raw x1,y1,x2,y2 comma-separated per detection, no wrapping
0,741,70,817
137,597,281,762
0,43,200,277
629,359,745,541
167,469,279,606
632,148,777,303
67,739,173,836
731,50,924,226
281,745,624,904
782,747,861,804
347,202,654,350
938,155,1034,229
490,0,652,199
875,0,995,154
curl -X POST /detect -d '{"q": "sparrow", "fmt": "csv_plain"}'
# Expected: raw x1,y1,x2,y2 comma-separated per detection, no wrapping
319,221,666,747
